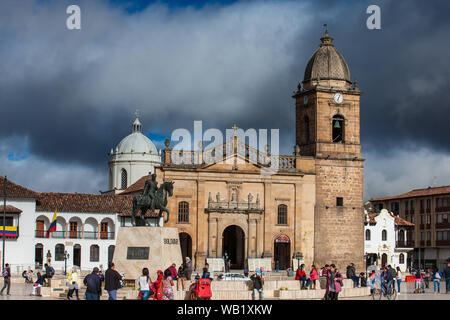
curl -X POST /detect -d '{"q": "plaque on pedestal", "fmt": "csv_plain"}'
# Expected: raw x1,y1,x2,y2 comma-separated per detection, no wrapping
113,226,182,281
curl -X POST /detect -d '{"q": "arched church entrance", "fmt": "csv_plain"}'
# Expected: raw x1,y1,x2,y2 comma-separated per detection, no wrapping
179,232,192,262
222,225,245,269
274,235,291,270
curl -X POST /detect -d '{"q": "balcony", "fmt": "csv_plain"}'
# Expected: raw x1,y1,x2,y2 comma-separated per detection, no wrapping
396,240,414,248
426,224,431,229
84,231,98,239
420,208,424,214
100,232,115,240
436,221,450,229
420,240,425,246
409,209,415,215
426,208,431,213
69,231,82,239
436,207,450,213
426,240,431,246
436,240,450,247
52,231,67,239
419,224,425,230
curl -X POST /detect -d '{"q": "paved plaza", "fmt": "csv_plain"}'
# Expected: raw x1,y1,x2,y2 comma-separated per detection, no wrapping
1,281,449,301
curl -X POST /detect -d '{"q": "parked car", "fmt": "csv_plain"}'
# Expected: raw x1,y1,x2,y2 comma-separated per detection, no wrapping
217,273,250,281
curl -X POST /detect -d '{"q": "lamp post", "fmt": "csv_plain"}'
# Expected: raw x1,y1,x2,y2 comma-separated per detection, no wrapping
64,250,70,275
295,252,303,269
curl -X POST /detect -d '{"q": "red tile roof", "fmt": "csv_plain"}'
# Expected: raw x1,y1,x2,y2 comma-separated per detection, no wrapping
370,185,450,202
0,176,38,199
1,205,22,214
364,211,414,227
35,192,159,218
120,175,151,195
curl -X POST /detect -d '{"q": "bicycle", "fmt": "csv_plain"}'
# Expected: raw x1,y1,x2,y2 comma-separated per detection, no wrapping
372,281,397,300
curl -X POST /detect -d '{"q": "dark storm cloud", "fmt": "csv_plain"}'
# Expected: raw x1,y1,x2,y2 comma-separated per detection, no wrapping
0,0,449,196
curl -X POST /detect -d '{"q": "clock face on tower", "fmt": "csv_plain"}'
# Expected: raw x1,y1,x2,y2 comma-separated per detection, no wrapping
333,93,343,104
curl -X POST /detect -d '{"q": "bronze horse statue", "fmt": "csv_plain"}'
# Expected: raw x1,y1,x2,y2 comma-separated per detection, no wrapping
132,181,174,226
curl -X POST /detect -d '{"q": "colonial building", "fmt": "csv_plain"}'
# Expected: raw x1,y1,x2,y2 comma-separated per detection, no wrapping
370,185,450,271
364,206,414,272
120,29,365,272
0,176,133,273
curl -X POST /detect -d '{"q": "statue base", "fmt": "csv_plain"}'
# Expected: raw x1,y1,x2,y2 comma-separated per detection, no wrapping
113,226,182,281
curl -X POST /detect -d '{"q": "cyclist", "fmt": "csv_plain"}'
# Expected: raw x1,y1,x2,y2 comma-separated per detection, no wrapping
381,266,394,296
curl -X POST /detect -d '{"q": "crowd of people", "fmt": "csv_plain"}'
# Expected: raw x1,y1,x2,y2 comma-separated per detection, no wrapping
1,258,450,300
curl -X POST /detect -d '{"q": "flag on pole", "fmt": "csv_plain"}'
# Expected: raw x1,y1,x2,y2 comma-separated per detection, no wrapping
46,209,57,238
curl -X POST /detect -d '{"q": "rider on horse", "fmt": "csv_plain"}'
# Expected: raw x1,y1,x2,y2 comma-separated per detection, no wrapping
142,173,158,211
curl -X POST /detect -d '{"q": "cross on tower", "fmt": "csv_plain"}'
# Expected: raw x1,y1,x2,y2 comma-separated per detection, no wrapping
232,124,238,135
135,109,140,119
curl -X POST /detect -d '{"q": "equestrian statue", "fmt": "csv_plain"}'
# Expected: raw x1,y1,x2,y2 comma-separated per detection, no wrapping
131,173,174,226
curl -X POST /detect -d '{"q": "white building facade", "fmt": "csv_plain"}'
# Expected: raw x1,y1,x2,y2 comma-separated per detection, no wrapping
364,208,415,272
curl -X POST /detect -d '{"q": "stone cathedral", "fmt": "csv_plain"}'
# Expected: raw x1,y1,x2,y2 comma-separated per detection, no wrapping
117,30,365,271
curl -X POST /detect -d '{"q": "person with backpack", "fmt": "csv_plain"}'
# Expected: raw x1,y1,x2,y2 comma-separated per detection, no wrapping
104,262,123,300
0,263,11,295
84,267,102,300
433,268,443,294
43,263,55,286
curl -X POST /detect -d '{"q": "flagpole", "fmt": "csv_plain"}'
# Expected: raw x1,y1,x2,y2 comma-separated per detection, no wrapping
2,176,6,270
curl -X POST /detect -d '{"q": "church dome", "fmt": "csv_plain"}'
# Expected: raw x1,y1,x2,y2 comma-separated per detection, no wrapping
115,115,158,155
303,30,351,84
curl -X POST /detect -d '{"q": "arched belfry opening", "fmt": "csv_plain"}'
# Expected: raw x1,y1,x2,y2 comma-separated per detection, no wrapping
332,115,344,143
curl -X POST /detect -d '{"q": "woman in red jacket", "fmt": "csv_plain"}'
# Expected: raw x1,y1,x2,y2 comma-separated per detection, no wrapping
309,265,319,289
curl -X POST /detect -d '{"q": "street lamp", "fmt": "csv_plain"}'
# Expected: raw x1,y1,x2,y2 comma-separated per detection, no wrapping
64,250,70,275
295,252,303,269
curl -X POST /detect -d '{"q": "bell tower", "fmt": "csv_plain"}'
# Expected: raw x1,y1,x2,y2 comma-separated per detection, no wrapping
293,28,365,271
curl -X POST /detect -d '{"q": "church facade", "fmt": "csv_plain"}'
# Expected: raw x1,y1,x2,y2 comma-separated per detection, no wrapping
121,30,365,271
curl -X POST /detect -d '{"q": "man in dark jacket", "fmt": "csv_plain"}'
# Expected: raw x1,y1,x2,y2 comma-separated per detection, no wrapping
43,263,54,286
104,262,123,300
346,263,359,288
0,263,11,295
84,267,102,300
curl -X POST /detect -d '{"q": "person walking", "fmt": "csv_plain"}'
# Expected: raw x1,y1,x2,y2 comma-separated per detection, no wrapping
162,269,174,300
83,267,102,300
153,270,164,300
177,264,186,291
275,260,280,273
444,262,450,293
184,257,192,281
433,268,443,294
138,268,151,300
0,263,11,295
104,262,123,300
396,267,402,295
67,267,80,300
325,264,343,300
309,265,319,290
250,268,264,300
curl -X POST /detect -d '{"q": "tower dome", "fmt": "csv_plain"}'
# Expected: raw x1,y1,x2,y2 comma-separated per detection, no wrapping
108,113,161,192
303,29,351,89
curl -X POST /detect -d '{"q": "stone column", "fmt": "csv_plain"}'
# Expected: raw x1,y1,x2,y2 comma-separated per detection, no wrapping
263,181,272,257
208,216,217,257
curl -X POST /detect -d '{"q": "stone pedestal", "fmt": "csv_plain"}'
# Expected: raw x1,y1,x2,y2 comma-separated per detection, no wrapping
113,227,182,281
207,258,225,272
248,258,272,272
